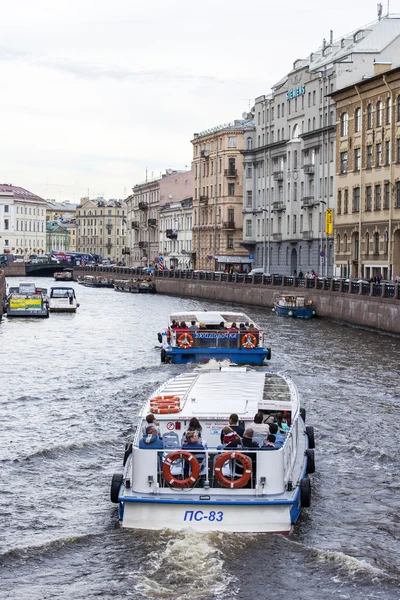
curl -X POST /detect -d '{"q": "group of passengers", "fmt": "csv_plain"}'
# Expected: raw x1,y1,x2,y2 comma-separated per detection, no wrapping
169,319,258,333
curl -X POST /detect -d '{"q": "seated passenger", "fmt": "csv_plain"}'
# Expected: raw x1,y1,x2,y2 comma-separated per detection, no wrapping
182,430,204,450
139,426,164,449
225,428,258,449
229,322,238,331
179,321,188,329
199,322,206,329
220,413,244,443
189,320,199,330
142,413,161,436
171,319,179,330
239,323,246,330
248,323,258,333
252,412,270,435
268,423,285,448
262,434,276,450
221,426,240,445
219,321,227,330
275,411,290,434
185,417,202,440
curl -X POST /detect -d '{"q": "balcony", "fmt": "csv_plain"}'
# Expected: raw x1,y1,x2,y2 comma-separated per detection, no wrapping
301,196,316,207
222,221,236,230
272,233,282,241
138,201,148,210
166,229,178,239
272,201,285,211
138,241,148,248
200,195,208,204
148,218,157,227
302,231,313,240
224,168,238,178
303,164,315,174
131,221,140,229
273,170,284,181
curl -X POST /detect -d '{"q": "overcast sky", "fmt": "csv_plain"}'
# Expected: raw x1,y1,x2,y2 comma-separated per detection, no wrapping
0,0,393,202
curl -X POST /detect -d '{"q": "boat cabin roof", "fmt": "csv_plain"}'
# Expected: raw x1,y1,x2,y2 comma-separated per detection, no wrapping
169,310,255,326
145,369,297,420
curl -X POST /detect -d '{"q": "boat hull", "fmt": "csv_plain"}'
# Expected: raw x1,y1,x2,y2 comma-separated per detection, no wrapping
118,496,300,533
164,347,271,365
7,309,49,318
274,305,315,319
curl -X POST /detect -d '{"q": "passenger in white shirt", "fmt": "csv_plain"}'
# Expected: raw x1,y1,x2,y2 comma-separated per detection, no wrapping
251,412,270,435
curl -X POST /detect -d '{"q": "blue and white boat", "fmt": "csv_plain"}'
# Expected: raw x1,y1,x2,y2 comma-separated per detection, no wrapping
110,365,315,533
157,310,271,365
273,295,316,319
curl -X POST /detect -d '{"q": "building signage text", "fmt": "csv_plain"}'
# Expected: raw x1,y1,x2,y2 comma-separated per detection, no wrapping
286,85,306,100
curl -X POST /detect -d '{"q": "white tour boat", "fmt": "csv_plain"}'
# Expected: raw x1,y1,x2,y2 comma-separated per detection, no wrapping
111,365,315,533
49,287,79,313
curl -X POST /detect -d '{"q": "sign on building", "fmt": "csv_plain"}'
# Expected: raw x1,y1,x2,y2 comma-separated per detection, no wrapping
326,209,333,235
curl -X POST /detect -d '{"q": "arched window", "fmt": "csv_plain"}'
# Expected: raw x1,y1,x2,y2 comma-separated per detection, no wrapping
343,233,347,252
286,247,289,265
277,246,281,265
292,124,299,139
340,112,349,136
367,104,373,129
386,97,391,124
354,107,361,132
365,232,369,255
308,118,311,131
247,137,253,149
374,232,380,254
336,233,341,253
376,101,383,126
397,96,400,122
312,117,316,130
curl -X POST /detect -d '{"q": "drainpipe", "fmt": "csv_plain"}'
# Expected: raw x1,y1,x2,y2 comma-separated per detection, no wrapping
355,85,364,279
383,75,394,280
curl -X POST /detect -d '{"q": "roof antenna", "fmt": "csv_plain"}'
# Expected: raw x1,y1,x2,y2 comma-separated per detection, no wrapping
330,30,333,44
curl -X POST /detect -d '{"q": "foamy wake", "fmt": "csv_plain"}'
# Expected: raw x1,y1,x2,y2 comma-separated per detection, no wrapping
133,531,238,600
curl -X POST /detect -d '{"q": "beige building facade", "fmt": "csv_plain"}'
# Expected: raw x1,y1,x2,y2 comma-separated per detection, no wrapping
192,119,253,271
332,63,400,280
76,198,126,261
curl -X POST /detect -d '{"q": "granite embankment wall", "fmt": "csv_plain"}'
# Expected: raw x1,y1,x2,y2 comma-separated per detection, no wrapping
154,278,400,334
0,270,6,320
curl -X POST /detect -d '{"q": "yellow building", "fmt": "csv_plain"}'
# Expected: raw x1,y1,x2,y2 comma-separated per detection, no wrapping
332,62,400,279
191,117,254,271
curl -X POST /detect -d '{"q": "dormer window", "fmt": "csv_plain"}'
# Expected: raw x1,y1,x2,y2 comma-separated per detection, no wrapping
354,30,364,42
293,59,302,70
341,38,345,48
323,46,332,56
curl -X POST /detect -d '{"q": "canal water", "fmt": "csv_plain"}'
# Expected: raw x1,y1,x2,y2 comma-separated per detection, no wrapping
1,276,399,600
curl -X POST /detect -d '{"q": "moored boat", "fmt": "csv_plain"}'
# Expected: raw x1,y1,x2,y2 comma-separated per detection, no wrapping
273,295,316,319
6,282,49,318
114,278,155,293
157,310,271,365
110,365,315,533
49,287,79,313
81,275,114,288
54,268,73,282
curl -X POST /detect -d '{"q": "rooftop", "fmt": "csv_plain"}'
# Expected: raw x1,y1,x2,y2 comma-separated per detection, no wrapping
0,184,46,203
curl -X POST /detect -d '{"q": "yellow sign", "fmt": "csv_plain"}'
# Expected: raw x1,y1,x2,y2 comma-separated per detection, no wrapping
9,298,42,309
326,209,333,235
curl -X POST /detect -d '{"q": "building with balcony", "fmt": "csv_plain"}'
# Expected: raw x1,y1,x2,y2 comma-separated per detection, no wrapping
331,62,400,280
159,198,193,269
241,14,400,276
191,117,254,271
76,197,126,261
0,183,47,256
126,169,192,267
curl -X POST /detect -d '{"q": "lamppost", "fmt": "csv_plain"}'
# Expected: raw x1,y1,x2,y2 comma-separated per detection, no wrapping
318,200,327,277
384,179,395,280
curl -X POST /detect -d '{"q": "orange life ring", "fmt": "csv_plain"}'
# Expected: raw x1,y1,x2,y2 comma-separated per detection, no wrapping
241,333,257,349
177,333,194,349
150,395,180,403
151,406,180,414
214,451,252,488
162,450,201,488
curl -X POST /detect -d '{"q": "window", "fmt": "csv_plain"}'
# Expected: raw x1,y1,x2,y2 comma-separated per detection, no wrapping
294,150,298,170
375,184,381,210
354,148,361,171
340,112,349,136
293,214,297,234
344,189,348,213
228,183,235,196
384,182,390,209
343,233,348,252
294,182,298,201
228,136,237,148
367,104,373,129
308,92,311,107
337,190,342,214
246,190,252,208
227,234,234,249
354,107,361,132
340,151,348,173
365,232,370,254
4,205,9,212
246,220,252,236
366,186,372,211
4,219,9,230
247,137,253,150
385,140,391,165
396,182,400,208
376,143,382,166
367,145,373,168
397,138,400,163
246,166,252,179
374,232,379,254
353,187,360,212
376,101,383,127
386,97,391,124
313,91,316,105
287,215,290,234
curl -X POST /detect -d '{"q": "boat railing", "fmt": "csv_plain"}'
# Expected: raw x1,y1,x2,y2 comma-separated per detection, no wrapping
169,329,264,349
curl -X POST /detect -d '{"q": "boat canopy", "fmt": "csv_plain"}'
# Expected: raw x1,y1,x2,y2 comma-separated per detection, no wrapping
169,311,255,326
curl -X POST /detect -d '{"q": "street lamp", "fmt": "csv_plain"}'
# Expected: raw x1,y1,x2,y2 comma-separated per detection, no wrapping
384,179,395,280
318,200,327,277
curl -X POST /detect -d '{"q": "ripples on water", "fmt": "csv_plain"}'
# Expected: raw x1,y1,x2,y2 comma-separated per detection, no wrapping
1,276,399,599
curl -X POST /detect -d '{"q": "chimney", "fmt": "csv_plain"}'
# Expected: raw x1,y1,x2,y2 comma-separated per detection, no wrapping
330,30,333,44
373,60,392,76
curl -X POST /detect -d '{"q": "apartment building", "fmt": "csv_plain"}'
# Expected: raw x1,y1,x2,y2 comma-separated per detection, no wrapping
0,183,47,255
76,198,126,261
192,117,253,271
331,62,400,279
241,15,400,277
46,221,70,253
45,200,77,222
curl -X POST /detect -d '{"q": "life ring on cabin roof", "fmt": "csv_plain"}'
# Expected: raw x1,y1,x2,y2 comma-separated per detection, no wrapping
177,333,194,349
162,450,201,488
150,395,181,414
241,333,257,349
214,451,252,489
